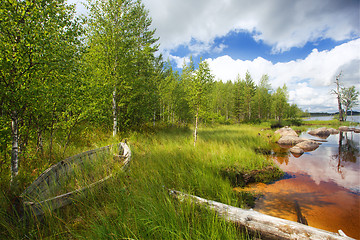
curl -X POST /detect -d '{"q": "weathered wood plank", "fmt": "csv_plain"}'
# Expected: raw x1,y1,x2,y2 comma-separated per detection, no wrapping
169,189,354,240
21,142,131,216
24,175,113,216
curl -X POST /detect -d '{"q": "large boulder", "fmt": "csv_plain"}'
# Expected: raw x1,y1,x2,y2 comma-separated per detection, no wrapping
277,135,306,146
275,126,298,137
339,126,350,132
289,146,304,157
308,127,330,138
295,140,321,152
328,128,339,134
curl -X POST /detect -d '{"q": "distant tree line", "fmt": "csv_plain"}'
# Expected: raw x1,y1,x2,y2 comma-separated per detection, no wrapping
0,0,305,186
159,57,305,128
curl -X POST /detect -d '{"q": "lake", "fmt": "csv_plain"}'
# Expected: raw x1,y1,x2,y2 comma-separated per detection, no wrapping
241,128,360,238
305,115,360,123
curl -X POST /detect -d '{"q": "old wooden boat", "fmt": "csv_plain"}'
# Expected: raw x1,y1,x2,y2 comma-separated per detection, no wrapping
20,142,131,216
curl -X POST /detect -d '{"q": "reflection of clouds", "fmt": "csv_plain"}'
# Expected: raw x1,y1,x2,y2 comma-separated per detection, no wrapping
280,152,360,192
276,132,360,193
250,175,360,239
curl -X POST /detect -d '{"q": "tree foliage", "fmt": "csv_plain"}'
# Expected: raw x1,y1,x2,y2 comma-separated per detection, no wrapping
341,86,359,120
0,0,307,188
85,0,159,134
0,0,82,185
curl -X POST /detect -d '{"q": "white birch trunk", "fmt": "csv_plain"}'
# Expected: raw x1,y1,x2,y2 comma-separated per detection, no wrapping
112,86,117,137
153,110,156,127
194,106,199,147
11,112,19,185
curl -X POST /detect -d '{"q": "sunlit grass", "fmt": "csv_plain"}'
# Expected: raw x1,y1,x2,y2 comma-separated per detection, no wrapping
0,124,278,239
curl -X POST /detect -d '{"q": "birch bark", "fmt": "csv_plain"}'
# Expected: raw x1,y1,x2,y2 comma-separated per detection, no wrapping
11,112,19,185
113,86,117,137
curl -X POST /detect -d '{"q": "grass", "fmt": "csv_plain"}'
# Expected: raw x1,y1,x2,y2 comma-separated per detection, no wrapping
303,119,359,127
0,124,282,239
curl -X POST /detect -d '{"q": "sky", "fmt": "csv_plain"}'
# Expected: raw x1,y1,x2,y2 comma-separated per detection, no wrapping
69,0,360,113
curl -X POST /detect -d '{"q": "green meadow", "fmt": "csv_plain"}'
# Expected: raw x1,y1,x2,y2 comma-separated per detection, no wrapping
0,124,281,239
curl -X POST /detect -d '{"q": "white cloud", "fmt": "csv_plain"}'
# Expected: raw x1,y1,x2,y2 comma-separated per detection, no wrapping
213,43,227,54
169,55,190,69
205,39,360,112
143,0,359,53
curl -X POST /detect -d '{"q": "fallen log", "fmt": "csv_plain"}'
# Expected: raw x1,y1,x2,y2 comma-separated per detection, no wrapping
169,189,353,240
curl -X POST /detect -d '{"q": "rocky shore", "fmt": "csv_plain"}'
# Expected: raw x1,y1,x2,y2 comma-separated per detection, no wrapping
275,126,359,157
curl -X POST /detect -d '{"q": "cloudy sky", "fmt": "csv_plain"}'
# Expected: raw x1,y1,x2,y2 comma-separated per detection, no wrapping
70,0,359,113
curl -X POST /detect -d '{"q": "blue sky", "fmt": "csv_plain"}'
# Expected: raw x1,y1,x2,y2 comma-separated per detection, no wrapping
169,31,349,64
142,0,360,113
69,0,360,113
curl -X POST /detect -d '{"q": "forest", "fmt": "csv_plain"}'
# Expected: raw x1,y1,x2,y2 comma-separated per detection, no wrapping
0,0,305,189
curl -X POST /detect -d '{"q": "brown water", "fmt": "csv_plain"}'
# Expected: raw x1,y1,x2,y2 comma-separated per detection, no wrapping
241,130,360,239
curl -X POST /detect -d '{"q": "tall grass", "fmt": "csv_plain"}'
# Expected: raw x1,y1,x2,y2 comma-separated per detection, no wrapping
0,124,276,239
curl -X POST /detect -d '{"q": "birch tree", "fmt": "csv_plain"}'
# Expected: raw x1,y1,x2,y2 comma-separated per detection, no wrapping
85,0,158,134
0,0,82,186
185,59,214,146
271,85,289,123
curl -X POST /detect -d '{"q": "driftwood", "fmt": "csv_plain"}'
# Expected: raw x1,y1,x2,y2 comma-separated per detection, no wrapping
169,189,354,240
21,142,131,216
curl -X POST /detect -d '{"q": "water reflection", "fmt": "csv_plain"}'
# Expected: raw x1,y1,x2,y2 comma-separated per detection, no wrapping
273,131,359,193
332,132,359,182
245,129,360,239
335,131,359,163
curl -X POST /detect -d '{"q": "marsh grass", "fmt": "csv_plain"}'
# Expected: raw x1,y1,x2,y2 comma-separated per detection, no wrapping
304,119,359,127
1,124,277,239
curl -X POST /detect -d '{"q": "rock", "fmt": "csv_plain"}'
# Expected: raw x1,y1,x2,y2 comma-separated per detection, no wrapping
308,127,330,137
348,127,360,133
338,126,360,133
275,126,298,137
295,140,321,152
290,146,304,157
277,135,306,146
328,128,339,134
339,126,350,131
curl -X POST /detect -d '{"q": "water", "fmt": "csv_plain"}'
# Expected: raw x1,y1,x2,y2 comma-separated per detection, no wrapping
305,115,360,123
242,129,360,238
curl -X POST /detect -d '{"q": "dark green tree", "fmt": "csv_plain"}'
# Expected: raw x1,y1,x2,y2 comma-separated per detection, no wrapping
253,74,271,120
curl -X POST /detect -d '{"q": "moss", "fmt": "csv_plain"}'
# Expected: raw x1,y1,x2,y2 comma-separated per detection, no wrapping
220,165,283,187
